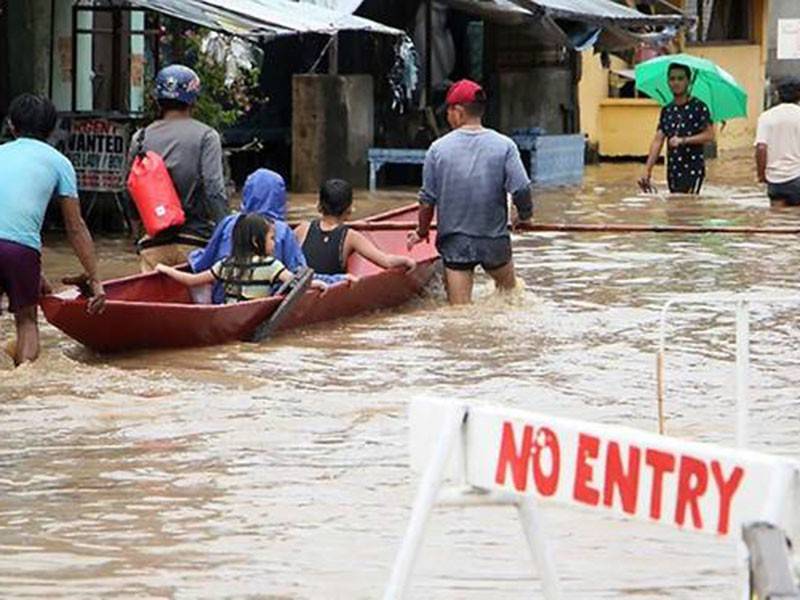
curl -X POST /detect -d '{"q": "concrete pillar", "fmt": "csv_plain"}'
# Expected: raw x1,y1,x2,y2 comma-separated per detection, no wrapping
51,0,74,111
7,0,52,98
291,74,374,193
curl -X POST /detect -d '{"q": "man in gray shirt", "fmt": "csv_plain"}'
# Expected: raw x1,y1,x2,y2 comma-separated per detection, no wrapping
130,64,228,271
407,79,533,304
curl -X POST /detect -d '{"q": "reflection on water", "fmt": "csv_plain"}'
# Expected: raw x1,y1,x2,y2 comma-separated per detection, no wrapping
1,152,799,598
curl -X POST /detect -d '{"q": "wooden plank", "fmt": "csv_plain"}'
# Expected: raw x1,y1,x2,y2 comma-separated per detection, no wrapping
341,221,800,236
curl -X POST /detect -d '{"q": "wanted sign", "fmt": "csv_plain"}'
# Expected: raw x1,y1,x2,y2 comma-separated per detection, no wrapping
59,118,130,192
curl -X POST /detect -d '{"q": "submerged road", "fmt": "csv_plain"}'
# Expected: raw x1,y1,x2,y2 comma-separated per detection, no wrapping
1,153,799,598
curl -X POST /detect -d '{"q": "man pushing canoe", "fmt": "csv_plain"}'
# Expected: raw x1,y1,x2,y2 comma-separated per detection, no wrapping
407,79,533,304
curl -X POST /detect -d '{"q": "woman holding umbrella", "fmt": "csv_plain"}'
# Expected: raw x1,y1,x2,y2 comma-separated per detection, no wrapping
636,54,748,195
639,63,715,194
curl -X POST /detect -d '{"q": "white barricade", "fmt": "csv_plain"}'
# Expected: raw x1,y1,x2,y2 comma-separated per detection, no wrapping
384,397,800,599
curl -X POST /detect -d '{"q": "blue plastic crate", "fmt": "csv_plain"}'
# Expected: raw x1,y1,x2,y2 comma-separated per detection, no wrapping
511,132,585,187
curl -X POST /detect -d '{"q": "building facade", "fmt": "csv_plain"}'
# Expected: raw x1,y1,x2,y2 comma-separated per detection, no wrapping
580,0,770,157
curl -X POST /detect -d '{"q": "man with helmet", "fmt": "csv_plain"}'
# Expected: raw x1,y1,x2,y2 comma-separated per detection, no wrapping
129,64,228,271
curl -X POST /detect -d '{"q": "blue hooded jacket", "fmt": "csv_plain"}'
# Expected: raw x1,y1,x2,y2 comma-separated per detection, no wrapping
188,169,308,304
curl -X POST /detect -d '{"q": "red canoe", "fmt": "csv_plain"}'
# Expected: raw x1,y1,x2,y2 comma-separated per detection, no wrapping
41,205,437,352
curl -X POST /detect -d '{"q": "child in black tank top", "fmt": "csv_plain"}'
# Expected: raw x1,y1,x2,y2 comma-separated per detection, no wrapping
295,179,416,278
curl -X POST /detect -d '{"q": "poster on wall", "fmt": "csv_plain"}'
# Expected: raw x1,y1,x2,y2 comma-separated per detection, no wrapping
777,19,800,60
54,117,130,192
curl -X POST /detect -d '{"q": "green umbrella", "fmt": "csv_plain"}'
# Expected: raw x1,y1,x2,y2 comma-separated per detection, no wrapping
634,53,748,122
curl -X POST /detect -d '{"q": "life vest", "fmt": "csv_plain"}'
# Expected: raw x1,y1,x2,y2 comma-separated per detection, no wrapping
127,145,185,238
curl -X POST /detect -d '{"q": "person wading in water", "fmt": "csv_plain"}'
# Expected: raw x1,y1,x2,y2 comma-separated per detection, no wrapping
639,63,715,195
129,64,228,272
0,94,105,365
407,79,533,304
755,76,800,206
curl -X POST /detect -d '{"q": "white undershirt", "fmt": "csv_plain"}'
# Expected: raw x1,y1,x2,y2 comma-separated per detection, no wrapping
755,102,800,184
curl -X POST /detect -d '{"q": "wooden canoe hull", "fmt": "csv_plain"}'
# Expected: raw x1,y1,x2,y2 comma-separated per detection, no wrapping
41,208,438,352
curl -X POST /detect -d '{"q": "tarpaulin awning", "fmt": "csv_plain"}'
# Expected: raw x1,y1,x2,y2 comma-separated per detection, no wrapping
435,0,691,51
121,0,402,38
517,0,690,28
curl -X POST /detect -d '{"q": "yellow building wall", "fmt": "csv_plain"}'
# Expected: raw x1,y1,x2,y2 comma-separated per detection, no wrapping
579,51,627,146
684,44,764,151
598,99,662,157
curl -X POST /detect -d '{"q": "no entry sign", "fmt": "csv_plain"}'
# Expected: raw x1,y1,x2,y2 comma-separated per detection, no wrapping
409,399,800,539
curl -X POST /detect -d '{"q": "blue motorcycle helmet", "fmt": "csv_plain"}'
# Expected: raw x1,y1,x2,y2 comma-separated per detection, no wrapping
154,64,201,106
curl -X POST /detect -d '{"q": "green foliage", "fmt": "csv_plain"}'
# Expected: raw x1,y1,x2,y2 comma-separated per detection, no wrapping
144,26,262,132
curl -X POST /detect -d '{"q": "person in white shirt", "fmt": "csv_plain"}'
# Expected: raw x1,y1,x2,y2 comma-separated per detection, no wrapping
755,77,800,206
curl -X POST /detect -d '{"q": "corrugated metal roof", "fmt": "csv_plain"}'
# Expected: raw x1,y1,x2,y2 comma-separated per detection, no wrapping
294,0,689,28
435,0,689,50
123,0,402,38
298,0,366,14
520,0,689,27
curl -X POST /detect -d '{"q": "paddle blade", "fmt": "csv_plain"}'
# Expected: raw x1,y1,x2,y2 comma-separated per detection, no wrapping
250,267,315,343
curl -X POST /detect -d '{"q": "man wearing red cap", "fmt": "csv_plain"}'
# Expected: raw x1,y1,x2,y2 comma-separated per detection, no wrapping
407,79,533,304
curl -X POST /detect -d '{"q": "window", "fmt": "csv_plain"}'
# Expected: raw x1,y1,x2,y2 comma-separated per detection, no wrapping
70,4,161,113
685,0,753,44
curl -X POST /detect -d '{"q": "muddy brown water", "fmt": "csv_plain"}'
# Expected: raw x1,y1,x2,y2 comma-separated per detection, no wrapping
1,153,799,598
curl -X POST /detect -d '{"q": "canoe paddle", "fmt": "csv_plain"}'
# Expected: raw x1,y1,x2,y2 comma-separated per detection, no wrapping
250,267,314,343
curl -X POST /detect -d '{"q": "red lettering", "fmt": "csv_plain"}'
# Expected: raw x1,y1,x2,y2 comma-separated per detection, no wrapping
495,422,533,491
645,449,675,520
711,461,744,535
532,427,560,496
603,442,641,514
675,455,708,530
573,433,600,506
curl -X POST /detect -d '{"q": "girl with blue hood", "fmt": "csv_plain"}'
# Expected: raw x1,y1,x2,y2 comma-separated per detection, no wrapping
188,169,309,304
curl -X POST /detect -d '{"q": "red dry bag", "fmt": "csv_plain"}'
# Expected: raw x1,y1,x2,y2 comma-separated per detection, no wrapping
127,150,185,237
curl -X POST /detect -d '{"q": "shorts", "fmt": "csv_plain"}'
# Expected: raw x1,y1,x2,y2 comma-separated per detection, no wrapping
768,176,800,206
0,239,41,312
668,172,705,194
437,233,512,272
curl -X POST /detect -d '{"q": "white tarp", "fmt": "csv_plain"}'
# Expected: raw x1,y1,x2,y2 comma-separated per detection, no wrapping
126,0,401,37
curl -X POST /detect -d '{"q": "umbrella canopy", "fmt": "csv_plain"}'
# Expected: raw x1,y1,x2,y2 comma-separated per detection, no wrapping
634,53,748,123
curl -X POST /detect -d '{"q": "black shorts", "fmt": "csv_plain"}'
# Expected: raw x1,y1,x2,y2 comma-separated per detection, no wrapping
668,172,705,194
437,234,512,272
768,176,800,206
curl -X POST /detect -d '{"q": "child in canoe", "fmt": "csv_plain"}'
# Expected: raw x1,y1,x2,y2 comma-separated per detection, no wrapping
294,179,416,278
157,213,325,303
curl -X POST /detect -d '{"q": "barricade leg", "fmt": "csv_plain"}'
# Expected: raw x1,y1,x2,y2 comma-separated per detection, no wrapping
383,404,467,600
517,496,562,600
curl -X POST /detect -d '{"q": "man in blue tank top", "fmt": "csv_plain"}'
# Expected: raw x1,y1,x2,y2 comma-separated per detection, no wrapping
407,79,533,304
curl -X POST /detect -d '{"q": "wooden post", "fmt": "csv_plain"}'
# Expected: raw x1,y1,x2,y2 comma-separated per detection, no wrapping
697,0,705,42
424,0,432,107
328,33,338,76
656,350,665,435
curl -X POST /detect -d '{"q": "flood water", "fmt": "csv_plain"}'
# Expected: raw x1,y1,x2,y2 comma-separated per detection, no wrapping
2,153,800,598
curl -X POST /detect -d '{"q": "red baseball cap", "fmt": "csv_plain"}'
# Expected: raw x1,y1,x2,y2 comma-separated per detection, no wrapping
446,79,484,106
